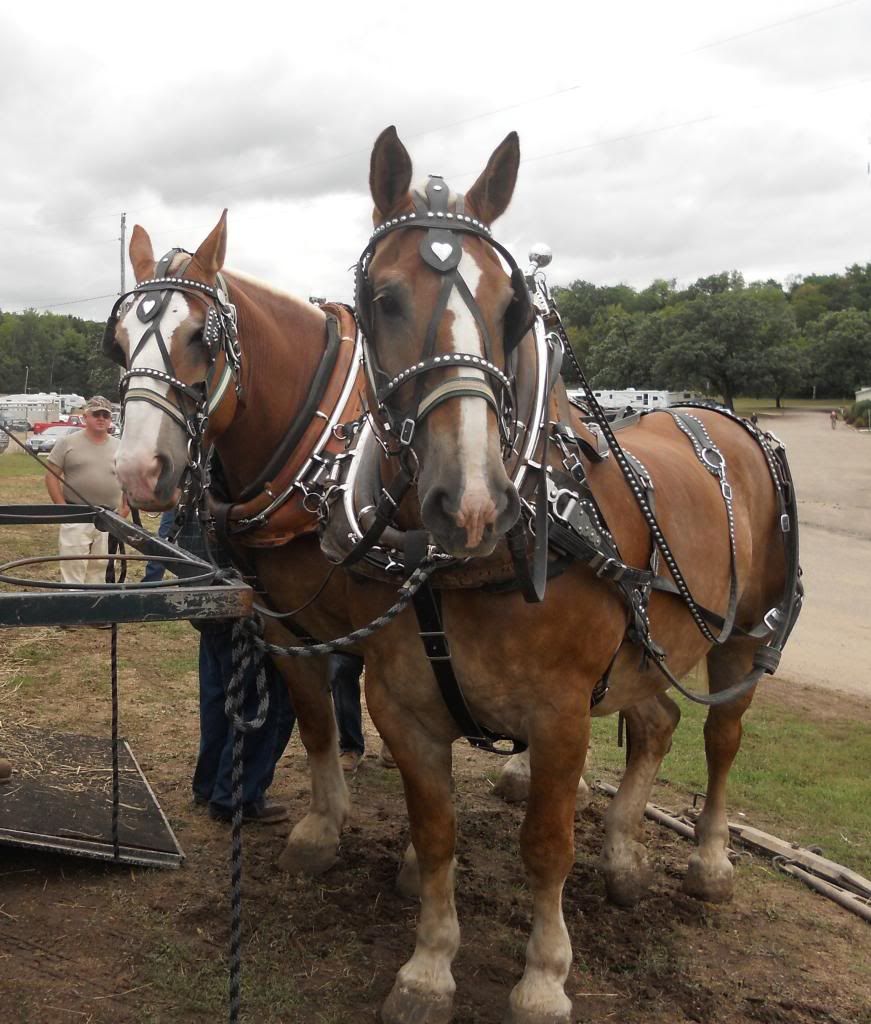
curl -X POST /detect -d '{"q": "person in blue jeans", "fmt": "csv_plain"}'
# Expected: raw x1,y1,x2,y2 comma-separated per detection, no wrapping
144,508,295,822
329,652,366,773
192,618,295,823
141,509,177,584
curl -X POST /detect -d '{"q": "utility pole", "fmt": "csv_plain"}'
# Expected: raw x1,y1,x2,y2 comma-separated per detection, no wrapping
119,212,126,294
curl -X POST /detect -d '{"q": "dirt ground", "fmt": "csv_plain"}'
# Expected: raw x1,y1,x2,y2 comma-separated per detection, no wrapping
1,411,870,1024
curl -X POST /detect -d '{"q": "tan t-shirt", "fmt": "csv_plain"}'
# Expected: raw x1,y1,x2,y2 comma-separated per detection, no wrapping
47,431,122,508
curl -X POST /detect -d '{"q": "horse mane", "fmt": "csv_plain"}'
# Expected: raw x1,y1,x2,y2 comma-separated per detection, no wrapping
223,269,324,329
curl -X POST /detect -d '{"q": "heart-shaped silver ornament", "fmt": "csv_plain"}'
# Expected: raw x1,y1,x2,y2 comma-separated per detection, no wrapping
141,298,157,317
431,242,453,263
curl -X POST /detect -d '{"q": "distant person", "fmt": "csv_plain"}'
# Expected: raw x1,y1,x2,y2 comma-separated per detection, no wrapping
750,412,759,428
830,409,837,430
44,396,128,594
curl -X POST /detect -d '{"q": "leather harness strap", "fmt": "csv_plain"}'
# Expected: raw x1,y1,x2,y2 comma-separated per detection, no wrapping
411,580,526,755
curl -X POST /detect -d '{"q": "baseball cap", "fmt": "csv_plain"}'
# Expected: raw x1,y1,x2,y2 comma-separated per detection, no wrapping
84,396,113,413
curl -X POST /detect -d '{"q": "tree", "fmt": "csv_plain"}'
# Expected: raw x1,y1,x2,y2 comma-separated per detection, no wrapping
803,310,871,397
654,285,797,409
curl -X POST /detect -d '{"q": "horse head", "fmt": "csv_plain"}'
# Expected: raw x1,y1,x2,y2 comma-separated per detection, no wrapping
108,213,239,510
358,127,531,557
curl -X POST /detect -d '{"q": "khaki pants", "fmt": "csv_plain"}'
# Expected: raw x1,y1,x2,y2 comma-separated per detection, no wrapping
59,522,110,586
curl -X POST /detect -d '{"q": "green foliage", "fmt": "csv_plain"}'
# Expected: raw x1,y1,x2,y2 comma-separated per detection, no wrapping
556,262,871,404
848,399,871,426
0,309,118,399
802,309,871,397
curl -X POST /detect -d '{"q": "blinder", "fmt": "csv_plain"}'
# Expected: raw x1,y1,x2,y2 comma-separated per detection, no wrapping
102,250,242,438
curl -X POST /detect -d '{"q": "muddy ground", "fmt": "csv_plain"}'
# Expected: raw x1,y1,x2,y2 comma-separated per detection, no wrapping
1,411,870,1023
1,628,869,1024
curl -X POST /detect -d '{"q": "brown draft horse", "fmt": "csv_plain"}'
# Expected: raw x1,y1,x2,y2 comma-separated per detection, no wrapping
317,127,794,1024
110,217,370,877
106,213,541,883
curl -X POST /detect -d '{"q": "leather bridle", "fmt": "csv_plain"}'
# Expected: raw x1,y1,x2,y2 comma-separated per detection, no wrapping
103,248,243,504
355,176,534,453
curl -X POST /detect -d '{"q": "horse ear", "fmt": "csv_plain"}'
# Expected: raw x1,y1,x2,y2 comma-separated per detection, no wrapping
129,225,156,283
370,126,413,223
193,210,228,278
466,132,520,225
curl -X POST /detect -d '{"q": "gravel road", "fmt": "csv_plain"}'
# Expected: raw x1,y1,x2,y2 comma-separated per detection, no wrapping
758,409,870,698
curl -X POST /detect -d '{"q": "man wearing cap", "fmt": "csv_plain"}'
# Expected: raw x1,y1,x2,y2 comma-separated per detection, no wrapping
45,396,128,587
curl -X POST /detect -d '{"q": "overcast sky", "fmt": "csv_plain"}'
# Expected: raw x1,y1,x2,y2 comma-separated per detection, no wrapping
2,0,870,323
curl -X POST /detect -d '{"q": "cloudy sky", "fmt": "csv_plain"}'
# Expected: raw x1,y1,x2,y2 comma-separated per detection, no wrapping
2,0,870,322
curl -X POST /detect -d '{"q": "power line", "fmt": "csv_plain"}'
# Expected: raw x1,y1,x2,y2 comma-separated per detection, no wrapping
29,0,866,234
15,67,871,315
8,292,117,313
11,2,868,312
512,73,871,171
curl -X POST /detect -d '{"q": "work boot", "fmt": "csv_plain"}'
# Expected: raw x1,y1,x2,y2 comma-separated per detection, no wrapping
208,799,289,824
339,750,362,774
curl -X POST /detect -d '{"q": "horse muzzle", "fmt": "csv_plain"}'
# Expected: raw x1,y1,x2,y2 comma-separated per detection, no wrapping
115,450,181,510
420,474,520,557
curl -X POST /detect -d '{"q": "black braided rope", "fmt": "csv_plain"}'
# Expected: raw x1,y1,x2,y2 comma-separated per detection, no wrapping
244,563,436,659
106,535,127,862
224,621,270,1024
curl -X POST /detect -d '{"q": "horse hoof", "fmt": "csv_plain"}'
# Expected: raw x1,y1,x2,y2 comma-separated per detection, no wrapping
382,984,453,1024
0,758,11,783
602,842,652,907
504,999,572,1024
682,853,734,903
493,765,530,804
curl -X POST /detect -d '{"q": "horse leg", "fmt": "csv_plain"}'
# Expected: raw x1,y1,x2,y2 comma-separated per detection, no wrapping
381,725,458,1024
263,639,348,876
600,693,681,907
494,749,591,810
505,715,588,1024
683,642,756,902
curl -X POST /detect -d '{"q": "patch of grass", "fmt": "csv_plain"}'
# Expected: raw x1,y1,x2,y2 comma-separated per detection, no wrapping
0,452,47,478
144,936,225,1017
731,397,851,414
590,690,871,876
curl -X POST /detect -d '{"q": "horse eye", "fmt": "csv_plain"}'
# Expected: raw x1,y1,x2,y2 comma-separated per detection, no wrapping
374,293,401,317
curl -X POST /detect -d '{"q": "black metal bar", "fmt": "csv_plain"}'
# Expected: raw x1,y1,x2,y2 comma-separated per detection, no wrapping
0,583,252,628
0,505,214,581
0,503,253,627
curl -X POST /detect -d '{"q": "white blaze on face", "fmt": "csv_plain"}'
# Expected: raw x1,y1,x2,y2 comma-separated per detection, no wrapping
445,251,490,500
114,295,192,490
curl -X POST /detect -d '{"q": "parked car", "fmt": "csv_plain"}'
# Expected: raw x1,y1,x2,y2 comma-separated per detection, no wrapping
25,425,81,455
0,418,33,432
32,416,84,434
